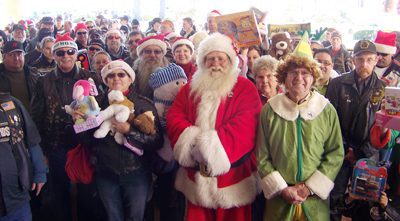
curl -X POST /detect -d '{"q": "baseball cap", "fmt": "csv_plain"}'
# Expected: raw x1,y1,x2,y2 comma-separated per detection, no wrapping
353,40,376,56
40,16,54,24
2,40,25,54
12,24,26,32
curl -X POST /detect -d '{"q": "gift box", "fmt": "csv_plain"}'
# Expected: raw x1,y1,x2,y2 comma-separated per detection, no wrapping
73,115,103,133
215,10,261,48
385,86,400,115
350,159,387,202
375,110,400,131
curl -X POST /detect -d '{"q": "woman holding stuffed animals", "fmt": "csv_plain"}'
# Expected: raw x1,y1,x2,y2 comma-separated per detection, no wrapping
78,60,163,221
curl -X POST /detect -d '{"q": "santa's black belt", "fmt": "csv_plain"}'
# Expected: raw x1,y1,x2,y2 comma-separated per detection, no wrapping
191,150,253,177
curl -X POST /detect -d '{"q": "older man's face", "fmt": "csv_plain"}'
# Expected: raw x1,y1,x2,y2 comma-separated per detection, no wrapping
13,29,26,43
376,52,393,68
106,33,122,52
3,51,25,72
141,45,163,64
204,51,232,78
54,47,77,73
76,28,88,45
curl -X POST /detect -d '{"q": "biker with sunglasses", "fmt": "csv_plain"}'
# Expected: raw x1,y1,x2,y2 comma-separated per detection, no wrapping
31,32,100,221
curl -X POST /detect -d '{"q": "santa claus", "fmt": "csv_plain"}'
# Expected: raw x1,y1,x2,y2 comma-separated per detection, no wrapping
166,33,262,221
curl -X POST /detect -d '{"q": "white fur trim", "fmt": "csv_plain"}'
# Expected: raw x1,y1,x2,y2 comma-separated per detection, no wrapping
196,33,238,71
136,38,167,56
173,126,201,167
175,167,257,209
305,170,334,200
193,130,230,176
260,171,288,200
375,43,396,55
268,91,329,121
172,38,195,55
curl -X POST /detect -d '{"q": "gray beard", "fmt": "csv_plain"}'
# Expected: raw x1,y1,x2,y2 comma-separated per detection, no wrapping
134,57,169,99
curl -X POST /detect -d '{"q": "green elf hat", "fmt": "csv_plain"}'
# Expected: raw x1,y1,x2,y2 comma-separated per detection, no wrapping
292,32,313,60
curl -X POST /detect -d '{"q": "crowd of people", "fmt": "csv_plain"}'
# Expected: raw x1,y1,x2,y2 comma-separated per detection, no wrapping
0,8,400,221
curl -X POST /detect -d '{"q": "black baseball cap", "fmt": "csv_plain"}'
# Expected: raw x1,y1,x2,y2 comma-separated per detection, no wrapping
2,40,25,54
353,40,377,56
12,24,25,32
89,39,105,49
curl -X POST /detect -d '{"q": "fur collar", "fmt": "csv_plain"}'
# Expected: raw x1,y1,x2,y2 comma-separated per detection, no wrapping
268,91,329,121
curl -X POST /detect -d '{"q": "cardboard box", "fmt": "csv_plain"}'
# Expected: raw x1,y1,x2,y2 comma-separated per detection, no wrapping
375,110,400,130
215,10,261,48
268,23,311,37
73,115,103,133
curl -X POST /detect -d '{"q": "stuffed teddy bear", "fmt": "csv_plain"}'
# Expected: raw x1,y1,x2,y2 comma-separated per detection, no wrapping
149,63,188,161
65,79,100,124
268,31,292,60
94,90,134,144
133,111,156,135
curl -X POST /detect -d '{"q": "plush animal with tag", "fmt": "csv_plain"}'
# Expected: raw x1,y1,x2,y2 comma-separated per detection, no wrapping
65,80,100,124
133,111,156,135
94,90,134,144
268,32,292,60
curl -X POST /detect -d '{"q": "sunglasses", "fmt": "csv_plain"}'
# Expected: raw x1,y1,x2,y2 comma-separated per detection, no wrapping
107,72,127,79
77,31,88,35
55,49,76,57
143,49,162,55
107,36,121,40
377,52,389,57
87,26,94,29
89,46,102,52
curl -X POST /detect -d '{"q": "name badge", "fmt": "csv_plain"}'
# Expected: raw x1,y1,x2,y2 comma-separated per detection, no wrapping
1,101,16,111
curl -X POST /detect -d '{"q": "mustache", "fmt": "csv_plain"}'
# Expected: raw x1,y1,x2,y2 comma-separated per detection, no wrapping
210,66,223,72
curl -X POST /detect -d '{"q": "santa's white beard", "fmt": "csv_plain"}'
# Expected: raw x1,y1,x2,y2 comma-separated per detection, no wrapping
191,65,238,101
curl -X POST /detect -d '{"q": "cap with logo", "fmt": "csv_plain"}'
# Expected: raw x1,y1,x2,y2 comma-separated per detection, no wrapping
2,40,25,54
353,40,376,56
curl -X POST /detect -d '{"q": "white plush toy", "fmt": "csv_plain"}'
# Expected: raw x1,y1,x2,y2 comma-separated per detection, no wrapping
149,63,188,161
94,90,134,144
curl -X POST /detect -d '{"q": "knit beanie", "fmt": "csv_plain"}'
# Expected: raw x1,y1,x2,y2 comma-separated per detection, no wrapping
149,63,187,89
52,32,78,52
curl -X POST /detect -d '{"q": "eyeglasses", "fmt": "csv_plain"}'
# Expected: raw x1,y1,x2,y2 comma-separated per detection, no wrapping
143,49,162,55
77,31,87,35
128,39,140,45
107,35,121,40
377,52,389,57
89,46,102,52
87,26,94,29
107,72,127,79
55,49,76,57
317,60,332,66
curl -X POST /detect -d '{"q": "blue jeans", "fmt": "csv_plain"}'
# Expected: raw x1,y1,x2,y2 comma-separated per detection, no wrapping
96,169,152,221
0,201,31,221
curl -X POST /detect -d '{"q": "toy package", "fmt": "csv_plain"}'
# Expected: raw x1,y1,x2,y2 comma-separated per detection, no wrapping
215,10,261,48
350,159,387,202
375,87,400,130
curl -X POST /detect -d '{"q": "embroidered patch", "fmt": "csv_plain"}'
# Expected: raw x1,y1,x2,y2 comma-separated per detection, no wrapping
0,123,10,142
1,101,16,111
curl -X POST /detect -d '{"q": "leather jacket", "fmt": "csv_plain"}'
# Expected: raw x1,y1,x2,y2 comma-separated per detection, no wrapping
326,71,386,159
31,65,97,154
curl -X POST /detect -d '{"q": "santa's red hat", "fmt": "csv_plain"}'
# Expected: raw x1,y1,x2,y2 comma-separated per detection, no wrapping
52,32,78,52
136,35,167,56
75,23,88,32
172,37,194,55
207,10,222,18
374,30,397,54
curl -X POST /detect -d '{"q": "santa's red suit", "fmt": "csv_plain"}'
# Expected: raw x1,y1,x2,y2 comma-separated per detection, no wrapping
167,74,261,221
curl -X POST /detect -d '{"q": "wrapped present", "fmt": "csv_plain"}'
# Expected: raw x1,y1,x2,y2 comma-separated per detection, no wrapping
350,159,387,202
385,86,400,115
375,110,400,130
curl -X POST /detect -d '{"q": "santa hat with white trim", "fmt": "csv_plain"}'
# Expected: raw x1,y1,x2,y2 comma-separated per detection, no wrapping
136,35,167,56
52,33,78,53
207,10,222,18
172,37,194,55
196,33,238,70
374,30,397,55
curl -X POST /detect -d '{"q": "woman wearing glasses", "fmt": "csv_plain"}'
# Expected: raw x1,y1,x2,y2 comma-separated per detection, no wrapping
82,60,163,221
31,32,99,221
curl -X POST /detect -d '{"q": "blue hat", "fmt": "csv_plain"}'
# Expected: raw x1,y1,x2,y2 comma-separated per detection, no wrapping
149,63,188,89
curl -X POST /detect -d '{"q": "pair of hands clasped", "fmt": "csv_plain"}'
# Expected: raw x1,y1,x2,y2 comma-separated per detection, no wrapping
281,183,312,205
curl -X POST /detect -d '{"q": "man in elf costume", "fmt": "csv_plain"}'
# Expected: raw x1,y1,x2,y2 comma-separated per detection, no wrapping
166,33,261,221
